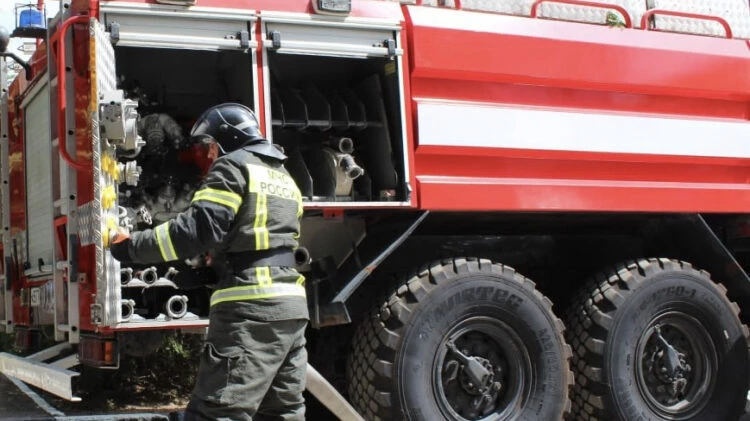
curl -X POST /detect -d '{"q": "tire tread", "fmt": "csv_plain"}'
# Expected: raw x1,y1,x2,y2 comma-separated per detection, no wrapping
347,258,573,420
565,258,749,421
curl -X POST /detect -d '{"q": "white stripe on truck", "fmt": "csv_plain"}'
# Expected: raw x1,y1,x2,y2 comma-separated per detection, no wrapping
417,101,750,159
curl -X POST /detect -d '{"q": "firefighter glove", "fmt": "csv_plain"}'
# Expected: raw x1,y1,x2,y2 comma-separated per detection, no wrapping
109,227,132,262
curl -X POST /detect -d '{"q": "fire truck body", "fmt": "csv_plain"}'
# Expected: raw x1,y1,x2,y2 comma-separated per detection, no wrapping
1,0,750,420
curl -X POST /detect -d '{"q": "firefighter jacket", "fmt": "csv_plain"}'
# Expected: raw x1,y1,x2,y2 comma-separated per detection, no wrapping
122,143,308,321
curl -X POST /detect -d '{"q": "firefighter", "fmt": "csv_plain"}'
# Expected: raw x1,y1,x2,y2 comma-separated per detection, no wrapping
109,103,308,421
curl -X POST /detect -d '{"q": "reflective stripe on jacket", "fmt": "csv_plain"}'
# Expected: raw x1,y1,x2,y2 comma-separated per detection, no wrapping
125,144,308,319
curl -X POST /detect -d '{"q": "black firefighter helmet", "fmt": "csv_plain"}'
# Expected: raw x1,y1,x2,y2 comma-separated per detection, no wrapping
190,103,265,154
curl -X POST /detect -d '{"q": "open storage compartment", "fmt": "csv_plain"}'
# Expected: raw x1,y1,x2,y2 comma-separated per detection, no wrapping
115,47,255,120
262,14,409,205
109,46,257,324
268,53,407,204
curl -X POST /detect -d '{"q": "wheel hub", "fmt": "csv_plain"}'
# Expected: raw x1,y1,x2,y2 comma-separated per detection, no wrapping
445,341,501,395
645,325,692,401
636,312,717,419
434,317,531,421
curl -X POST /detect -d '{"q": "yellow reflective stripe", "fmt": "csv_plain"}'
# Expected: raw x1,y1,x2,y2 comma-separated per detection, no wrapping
191,188,241,214
255,266,272,286
295,275,305,286
210,283,306,307
260,193,269,248
155,222,178,261
247,163,300,250
253,192,269,250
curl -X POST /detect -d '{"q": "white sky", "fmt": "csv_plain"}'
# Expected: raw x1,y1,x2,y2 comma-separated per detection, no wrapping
1,0,61,57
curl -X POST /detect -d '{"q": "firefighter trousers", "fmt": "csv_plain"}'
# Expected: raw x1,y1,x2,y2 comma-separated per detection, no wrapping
185,305,308,421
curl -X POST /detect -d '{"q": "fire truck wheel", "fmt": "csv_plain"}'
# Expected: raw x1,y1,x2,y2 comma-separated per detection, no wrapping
346,258,573,421
566,258,750,421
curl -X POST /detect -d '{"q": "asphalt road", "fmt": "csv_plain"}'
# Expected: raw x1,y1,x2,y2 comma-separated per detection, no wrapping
0,374,54,421
0,373,170,421
3,373,750,421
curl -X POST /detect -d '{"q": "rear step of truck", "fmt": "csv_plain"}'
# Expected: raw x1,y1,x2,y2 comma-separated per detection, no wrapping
0,343,80,402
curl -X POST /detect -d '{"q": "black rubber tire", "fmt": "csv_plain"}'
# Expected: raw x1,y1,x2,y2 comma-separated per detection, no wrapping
566,258,750,421
346,258,573,421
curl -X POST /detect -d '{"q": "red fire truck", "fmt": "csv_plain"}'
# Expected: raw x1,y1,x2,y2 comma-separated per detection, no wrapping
1,0,750,420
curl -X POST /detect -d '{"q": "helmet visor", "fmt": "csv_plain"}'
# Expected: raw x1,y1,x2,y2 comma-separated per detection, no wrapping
190,116,212,137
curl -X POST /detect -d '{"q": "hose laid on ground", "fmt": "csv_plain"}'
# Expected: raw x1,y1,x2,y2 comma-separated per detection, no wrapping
306,364,364,421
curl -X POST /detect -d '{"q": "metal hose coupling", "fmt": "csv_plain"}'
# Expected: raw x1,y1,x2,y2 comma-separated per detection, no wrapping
294,247,311,266
121,299,136,322
326,136,355,154
140,266,159,285
165,267,179,281
339,154,364,179
121,267,134,285
166,295,189,319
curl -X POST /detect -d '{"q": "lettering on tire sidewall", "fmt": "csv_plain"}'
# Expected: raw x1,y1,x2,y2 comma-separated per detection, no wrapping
611,278,732,421
399,278,567,420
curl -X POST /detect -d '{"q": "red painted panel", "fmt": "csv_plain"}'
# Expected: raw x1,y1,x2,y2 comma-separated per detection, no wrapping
414,142,750,213
418,175,750,213
412,78,750,121
7,90,26,234
405,6,750,213
416,146,750,180
406,6,750,101
75,25,97,333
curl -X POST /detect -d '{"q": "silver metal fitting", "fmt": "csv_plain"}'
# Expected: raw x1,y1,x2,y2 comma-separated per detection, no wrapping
120,267,133,285
139,266,159,285
100,90,144,154
165,295,189,319
165,267,179,281
121,299,136,322
117,161,142,186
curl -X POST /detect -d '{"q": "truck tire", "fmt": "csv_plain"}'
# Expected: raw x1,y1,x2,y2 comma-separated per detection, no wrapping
566,258,750,421
346,258,573,421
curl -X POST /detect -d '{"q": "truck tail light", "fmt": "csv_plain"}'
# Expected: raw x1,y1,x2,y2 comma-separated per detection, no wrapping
79,335,119,369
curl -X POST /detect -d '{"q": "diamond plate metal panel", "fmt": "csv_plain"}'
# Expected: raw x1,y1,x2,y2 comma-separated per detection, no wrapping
651,0,750,39
94,21,117,94
91,20,122,327
77,202,96,245
418,0,648,27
